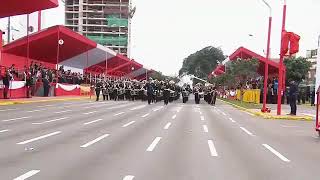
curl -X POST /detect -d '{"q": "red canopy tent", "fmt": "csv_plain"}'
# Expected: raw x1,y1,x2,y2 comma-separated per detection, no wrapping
1,25,104,69
85,54,146,78
228,47,280,75
0,0,58,18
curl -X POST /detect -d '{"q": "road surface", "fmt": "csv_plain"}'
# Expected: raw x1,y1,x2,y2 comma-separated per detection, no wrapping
0,97,319,180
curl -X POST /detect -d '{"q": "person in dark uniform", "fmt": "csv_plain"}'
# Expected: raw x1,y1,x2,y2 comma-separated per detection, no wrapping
43,75,50,97
211,87,217,106
95,80,102,101
145,79,154,105
125,82,132,101
2,69,11,99
194,86,200,104
311,87,315,106
162,81,170,105
113,83,119,101
25,68,32,98
102,82,108,101
288,81,298,115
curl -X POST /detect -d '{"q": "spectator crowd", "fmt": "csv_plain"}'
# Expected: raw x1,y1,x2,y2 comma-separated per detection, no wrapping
0,62,128,99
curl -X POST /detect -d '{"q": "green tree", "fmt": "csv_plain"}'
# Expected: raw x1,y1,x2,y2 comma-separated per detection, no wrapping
179,46,225,79
284,57,312,84
230,58,259,86
211,58,259,88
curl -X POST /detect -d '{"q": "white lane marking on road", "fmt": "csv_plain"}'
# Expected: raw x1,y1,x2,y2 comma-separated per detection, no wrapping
240,127,254,136
123,175,135,180
122,121,136,127
200,116,205,121
172,115,177,119
176,106,182,112
0,108,17,112
83,111,98,115
153,106,163,112
32,117,69,125
142,113,150,118
26,109,46,113
83,119,103,125
146,137,162,152
262,144,290,162
80,134,110,148
55,110,72,114
222,112,227,116
229,117,236,123
281,125,298,128
164,122,172,130
203,125,209,133
130,105,146,111
208,140,218,157
114,112,125,116
13,170,40,180
64,102,74,105
2,116,31,122
199,111,202,115
17,131,61,145
37,105,54,108
0,129,10,133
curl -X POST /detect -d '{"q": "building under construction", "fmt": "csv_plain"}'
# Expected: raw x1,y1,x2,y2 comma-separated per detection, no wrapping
65,0,134,57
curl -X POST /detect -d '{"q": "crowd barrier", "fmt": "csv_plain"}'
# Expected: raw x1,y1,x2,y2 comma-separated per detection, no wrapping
0,80,91,98
236,89,261,104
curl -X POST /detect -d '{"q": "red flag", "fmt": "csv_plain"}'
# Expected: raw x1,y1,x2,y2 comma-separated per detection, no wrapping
289,32,300,55
281,31,290,56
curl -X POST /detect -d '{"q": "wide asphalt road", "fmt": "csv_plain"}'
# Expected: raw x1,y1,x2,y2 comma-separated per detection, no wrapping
0,97,319,180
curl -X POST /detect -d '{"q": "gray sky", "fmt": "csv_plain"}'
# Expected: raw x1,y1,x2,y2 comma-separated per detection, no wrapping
1,0,320,75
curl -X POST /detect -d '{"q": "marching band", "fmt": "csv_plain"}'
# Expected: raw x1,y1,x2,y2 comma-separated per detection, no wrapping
94,78,180,105
93,77,218,106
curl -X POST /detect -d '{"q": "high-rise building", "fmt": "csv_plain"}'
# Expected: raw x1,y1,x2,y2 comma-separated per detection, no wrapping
64,0,134,57
306,49,317,84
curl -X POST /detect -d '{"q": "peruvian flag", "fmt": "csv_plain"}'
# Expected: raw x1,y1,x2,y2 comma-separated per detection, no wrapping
281,31,301,56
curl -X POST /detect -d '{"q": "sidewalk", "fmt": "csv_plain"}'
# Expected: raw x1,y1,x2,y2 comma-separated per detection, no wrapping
0,96,91,106
219,99,314,121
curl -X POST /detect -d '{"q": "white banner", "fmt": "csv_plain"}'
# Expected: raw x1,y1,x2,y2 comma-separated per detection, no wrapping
0,80,26,90
56,83,80,91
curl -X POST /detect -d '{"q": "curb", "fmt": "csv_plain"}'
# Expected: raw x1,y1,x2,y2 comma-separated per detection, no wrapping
0,97,91,106
218,99,313,121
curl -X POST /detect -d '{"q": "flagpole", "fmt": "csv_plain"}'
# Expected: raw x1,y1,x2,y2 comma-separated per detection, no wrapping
38,11,42,31
27,14,30,68
7,17,11,43
277,0,287,115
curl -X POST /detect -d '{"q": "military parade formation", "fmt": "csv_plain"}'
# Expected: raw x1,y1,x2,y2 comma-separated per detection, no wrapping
93,77,218,106
94,78,181,105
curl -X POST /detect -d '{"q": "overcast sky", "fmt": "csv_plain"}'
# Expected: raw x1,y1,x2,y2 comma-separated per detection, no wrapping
1,0,320,75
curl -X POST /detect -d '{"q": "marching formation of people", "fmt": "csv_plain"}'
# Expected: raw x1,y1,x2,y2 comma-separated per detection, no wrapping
193,83,217,105
93,78,181,105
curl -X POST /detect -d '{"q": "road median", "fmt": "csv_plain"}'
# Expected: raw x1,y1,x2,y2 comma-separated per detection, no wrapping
218,98,313,121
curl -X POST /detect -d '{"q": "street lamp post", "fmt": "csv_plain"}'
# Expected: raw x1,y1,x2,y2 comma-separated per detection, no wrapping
261,0,272,112
277,0,287,115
